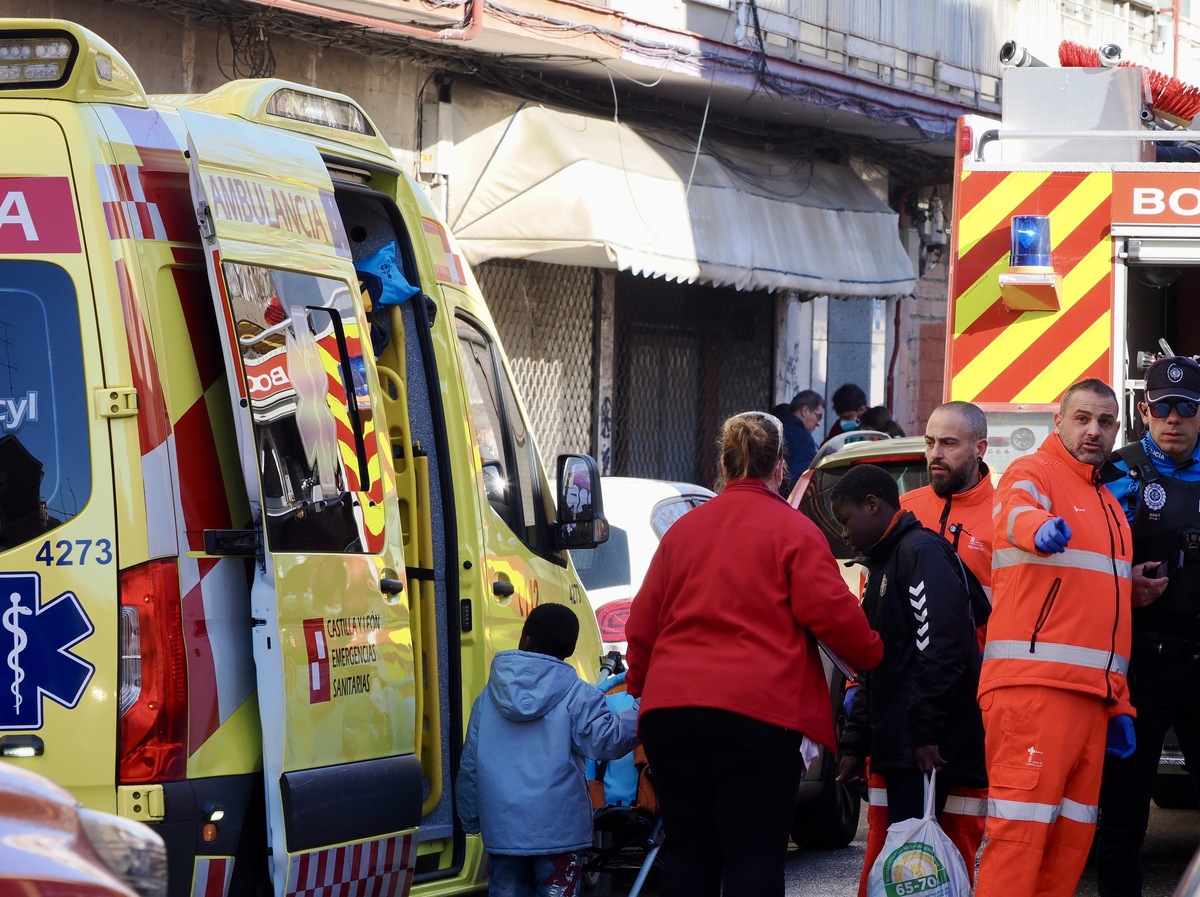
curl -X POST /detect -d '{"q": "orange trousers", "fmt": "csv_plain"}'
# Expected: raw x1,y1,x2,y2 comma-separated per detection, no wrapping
856,767,987,897
974,685,1108,897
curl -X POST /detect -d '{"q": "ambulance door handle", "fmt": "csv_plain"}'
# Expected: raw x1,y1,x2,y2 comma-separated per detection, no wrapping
493,581,515,598
380,578,404,595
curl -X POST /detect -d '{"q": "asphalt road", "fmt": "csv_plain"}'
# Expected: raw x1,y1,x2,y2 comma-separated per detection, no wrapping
600,803,1200,896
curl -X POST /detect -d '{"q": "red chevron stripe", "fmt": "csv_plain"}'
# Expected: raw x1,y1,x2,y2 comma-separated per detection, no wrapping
182,560,220,754
115,259,172,454
175,393,234,550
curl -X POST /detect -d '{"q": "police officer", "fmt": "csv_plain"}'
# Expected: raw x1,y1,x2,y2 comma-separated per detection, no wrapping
1097,355,1200,897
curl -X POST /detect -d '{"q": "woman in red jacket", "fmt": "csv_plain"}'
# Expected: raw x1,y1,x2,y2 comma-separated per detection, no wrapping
624,410,884,897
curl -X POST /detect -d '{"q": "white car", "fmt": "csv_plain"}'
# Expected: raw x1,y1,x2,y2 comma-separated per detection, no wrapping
569,476,714,655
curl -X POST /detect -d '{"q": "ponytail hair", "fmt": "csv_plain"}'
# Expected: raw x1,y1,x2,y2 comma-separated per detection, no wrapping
717,411,785,489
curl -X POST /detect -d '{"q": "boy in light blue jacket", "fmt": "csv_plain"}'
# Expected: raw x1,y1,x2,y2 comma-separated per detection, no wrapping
456,604,640,897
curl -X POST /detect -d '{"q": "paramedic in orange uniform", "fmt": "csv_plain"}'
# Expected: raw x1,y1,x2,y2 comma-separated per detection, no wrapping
973,380,1135,897
852,401,993,897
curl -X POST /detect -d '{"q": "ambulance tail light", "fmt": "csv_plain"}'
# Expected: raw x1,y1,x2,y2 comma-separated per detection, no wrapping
118,560,187,784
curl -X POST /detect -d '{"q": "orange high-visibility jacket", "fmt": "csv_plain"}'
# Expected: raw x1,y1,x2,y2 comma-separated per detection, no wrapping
981,433,1134,715
901,464,994,593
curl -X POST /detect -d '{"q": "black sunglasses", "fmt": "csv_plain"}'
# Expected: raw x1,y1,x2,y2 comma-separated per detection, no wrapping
1148,400,1199,419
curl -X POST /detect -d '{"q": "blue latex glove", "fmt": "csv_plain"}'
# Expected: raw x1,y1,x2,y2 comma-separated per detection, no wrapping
1034,517,1072,554
842,684,858,718
1106,714,1136,760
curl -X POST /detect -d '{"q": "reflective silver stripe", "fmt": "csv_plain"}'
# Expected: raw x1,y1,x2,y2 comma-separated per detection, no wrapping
868,787,888,807
988,796,1096,825
988,797,1058,823
993,547,1132,579
981,584,993,604
1007,506,1040,543
1011,480,1052,512
1060,797,1098,824
944,795,988,817
985,639,1129,676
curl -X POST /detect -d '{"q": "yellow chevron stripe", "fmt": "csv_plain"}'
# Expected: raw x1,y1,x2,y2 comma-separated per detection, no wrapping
954,257,1009,336
957,171,1050,258
952,237,1109,401
955,172,1110,334
1012,312,1111,404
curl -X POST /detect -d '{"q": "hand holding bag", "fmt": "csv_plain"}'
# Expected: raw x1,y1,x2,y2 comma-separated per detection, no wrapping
866,769,971,897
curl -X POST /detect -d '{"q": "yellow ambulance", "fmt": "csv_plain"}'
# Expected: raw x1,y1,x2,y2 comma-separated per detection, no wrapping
0,19,608,897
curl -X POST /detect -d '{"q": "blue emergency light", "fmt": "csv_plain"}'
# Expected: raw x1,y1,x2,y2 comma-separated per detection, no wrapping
1010,215,1052,268
1000,213,1061,311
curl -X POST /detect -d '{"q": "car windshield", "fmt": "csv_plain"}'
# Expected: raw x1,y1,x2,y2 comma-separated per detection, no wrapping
571,523,631,591
802,456,929,558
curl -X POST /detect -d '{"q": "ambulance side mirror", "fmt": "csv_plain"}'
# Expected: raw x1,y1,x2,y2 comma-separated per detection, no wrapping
554,454,608,550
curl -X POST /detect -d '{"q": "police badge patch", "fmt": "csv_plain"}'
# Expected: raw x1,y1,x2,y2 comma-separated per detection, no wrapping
1144,482,1167,512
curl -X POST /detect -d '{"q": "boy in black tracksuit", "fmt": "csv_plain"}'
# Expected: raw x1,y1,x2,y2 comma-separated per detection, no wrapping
832,464,987,823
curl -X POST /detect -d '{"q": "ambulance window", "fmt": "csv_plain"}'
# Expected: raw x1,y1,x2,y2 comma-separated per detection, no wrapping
457,318,546,550
458,322,519,528
496,360,544,549
0,262,90,552
220,262,370,554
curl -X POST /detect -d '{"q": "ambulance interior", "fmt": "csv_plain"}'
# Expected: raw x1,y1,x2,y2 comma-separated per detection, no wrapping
1122,262,1200,442
334,184,462,859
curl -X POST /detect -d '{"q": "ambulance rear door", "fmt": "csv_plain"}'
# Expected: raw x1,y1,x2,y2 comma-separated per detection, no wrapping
177,107,420,897
0,115,117,810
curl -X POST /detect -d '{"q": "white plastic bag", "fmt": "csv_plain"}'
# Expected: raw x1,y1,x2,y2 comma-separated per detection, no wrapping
866,769,971,897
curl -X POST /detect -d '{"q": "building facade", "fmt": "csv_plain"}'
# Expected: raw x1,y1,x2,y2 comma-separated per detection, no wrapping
5,0,1196,481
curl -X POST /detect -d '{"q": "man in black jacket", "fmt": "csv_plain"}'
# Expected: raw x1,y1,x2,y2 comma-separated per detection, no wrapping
833,464,987,880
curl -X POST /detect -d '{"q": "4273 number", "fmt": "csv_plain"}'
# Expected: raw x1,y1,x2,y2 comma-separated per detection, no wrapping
35,538,113,566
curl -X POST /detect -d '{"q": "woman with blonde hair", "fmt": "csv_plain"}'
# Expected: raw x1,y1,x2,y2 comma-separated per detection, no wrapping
624,411,883,897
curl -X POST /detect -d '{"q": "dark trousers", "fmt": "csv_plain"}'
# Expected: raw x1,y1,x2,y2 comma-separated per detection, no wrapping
1096,636,1200,897
883,768,949,825
639,707,804,897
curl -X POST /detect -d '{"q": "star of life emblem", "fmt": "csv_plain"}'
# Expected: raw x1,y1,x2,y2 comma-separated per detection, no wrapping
0,573,94,729
1144,482,1167,512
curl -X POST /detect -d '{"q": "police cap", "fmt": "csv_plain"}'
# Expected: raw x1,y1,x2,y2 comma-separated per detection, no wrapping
1145,355,1200,403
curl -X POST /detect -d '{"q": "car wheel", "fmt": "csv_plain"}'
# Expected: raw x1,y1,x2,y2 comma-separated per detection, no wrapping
790,675,861,850
790,743,861,849
1152,773,1199,809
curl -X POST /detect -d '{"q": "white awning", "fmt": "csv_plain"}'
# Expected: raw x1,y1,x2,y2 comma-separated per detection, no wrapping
447,88,917,298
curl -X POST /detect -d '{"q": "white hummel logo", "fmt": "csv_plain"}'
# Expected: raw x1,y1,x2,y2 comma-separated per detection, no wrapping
910,582,930,650
1074,505,1086,513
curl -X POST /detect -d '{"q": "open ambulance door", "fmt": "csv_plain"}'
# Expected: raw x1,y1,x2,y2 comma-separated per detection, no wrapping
178,108,421,897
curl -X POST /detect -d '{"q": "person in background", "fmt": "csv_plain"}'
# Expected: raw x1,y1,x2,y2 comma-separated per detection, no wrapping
861,399,992,890
974,379,1135,897
860,405,906,438
824,382,869,444
624,410,883,897
1097,355,1200,897
902,401,994,608
833,464,986,893
780,389,824,494
456,604,639,897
